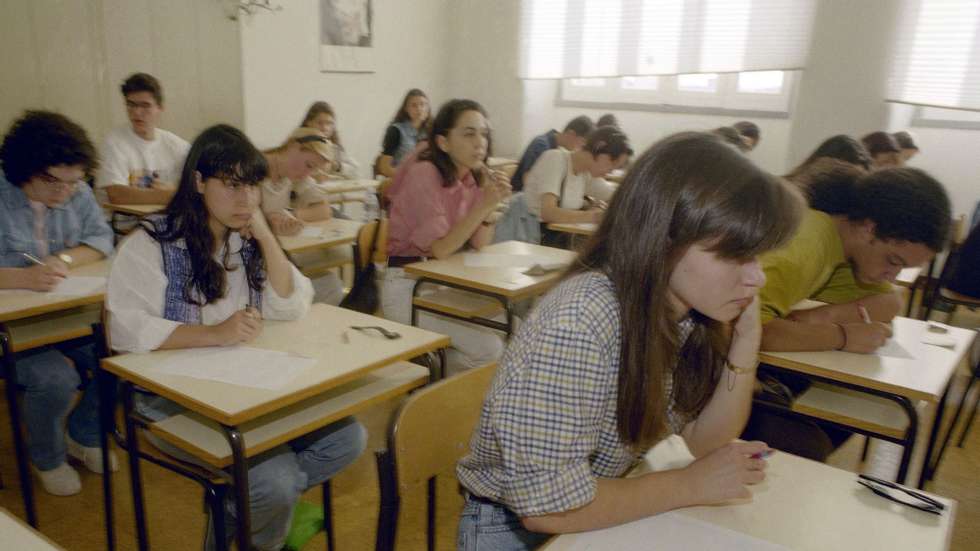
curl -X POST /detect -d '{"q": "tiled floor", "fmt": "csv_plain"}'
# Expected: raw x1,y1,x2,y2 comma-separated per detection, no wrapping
1,309,978,550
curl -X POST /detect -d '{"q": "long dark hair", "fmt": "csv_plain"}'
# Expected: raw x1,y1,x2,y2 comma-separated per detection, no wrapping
785,134,871,180
418,99,489,187
568,132,803,449
392,88,431,129
143,124,269,306
301,101,343,149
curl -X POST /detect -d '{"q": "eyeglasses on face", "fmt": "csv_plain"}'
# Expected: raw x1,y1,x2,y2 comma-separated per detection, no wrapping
36,171,79,189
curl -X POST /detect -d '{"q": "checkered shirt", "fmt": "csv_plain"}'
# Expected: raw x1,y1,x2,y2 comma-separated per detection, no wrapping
456,271,694,517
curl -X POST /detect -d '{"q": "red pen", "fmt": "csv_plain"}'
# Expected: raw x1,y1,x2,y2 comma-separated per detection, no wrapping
751,450,773,459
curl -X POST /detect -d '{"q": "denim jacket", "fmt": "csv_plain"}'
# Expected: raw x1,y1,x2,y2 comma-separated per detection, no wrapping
0,170,114,267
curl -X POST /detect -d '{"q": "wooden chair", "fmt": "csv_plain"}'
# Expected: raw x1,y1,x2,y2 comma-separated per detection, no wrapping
374,363,497,551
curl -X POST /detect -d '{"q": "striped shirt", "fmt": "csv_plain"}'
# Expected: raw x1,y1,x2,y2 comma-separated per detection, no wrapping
457,271,694,517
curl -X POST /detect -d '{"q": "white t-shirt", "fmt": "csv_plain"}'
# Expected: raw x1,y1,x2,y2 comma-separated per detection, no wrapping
96,125,190,202
106,229,314,353
259,176,329,215
522,149,615,217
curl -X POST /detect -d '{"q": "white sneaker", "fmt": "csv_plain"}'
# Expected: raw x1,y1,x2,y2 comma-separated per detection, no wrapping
67,435,119,474
33,463,81,496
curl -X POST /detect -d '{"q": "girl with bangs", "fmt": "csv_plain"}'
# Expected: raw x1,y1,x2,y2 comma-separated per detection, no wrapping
456,132,804,550
107,124,366,551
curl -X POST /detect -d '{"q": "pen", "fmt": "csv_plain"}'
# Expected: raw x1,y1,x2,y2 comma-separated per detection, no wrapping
751,450,773,459
857,304,872,324
20,252,46,266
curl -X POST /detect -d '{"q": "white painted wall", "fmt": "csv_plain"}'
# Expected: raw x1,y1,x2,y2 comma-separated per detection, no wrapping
0,0,242,146
238,0,453,176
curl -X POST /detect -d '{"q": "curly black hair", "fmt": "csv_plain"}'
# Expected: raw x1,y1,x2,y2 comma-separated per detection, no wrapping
849,168,951,251
0,110,98,187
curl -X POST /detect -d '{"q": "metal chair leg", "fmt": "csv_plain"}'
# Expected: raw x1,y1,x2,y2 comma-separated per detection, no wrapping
427,476,437,551
375,450,399,551
957,376,980,447
323,479,335,551
2,333,38,527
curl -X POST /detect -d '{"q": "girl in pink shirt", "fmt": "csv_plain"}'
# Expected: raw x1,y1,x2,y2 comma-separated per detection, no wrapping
382,99,511,374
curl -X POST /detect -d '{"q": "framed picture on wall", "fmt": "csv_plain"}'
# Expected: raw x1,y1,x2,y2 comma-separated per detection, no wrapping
319,0,375,73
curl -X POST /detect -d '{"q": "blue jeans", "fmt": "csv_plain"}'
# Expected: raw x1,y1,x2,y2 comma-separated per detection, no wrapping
457,495,550,551
135,394,368,551
16,344,102,470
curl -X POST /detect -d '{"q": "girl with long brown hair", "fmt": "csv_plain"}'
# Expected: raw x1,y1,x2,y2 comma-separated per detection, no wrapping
456,132,804,550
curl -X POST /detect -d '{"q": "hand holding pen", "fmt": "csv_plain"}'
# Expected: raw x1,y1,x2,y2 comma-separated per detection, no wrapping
19,252,67,292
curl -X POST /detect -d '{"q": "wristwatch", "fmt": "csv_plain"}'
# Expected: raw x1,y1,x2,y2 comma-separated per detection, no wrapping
57,253,73,266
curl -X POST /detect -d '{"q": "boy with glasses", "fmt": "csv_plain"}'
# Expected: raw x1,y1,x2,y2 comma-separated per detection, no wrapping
96,72,189,206
0,110,116,495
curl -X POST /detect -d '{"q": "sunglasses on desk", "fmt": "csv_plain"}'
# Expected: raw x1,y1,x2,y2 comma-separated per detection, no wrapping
857,474,945,515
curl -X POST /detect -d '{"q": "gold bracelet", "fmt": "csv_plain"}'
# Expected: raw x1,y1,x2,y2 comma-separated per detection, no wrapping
725,359,759,375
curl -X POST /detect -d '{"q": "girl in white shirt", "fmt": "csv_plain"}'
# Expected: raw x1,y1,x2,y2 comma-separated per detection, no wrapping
107,124,366,551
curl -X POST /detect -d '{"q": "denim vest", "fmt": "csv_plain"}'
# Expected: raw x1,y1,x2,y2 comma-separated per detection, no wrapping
391,121,423,167
144,215,263,324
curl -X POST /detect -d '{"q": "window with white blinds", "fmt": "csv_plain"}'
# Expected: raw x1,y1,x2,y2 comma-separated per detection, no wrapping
887,0,980,111
519,0,818,79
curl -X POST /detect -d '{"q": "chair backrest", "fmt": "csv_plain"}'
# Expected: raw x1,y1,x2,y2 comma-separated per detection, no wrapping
389,363,496,493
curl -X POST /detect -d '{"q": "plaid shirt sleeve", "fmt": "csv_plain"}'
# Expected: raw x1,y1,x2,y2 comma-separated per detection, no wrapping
486,296,619,517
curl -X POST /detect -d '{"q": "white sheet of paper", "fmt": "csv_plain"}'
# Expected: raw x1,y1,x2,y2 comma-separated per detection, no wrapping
148,346,315,390
463,253,567,271
874,338,915,360
299,226,325,239
560,511,790,551
46,276,106,296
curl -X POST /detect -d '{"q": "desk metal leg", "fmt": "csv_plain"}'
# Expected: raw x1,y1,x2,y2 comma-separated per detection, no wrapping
0,332,38,527
121,382,150,551
918,382,952,488
323,479,335,551
374,450,399,551
96,364,117,551
221,426,252,551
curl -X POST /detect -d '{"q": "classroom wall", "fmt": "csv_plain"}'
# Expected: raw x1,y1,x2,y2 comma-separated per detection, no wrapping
0,0,243,147
238,0,453,177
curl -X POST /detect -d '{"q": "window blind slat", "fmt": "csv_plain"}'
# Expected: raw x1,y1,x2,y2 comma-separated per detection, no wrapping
519,0,817,79
887,0,980,111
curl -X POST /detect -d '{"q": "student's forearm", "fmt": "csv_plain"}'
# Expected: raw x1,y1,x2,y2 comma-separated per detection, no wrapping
295,202,332,223
256,235,294,298
761,319,843,352
378,155,395,177
158,324,222,349
795,291,902,325
469,223,494,250
105,185,174,205
522,471,696,534
540,203,596,224
430,205,495,259
61,245,105,267
683,364,757,458
0,268,28,290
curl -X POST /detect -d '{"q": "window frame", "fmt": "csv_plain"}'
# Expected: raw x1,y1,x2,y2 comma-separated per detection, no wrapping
556,71,798,118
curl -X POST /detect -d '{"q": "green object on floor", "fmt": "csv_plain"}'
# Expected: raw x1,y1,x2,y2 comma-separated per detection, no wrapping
283,501,324,550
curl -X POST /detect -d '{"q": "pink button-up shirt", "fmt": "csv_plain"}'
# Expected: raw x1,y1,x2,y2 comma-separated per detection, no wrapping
387,159,484,258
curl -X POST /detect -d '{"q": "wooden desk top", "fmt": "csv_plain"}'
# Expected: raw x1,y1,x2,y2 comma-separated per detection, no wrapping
403,241,578,301
896,266,924,288
546,222,597,236
316,179,380,195
101,303,450,426
545,436,955,551
0,260,109,323
760,317,976,403
0,507,65,550
104,203,165,216
276,218,363,255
